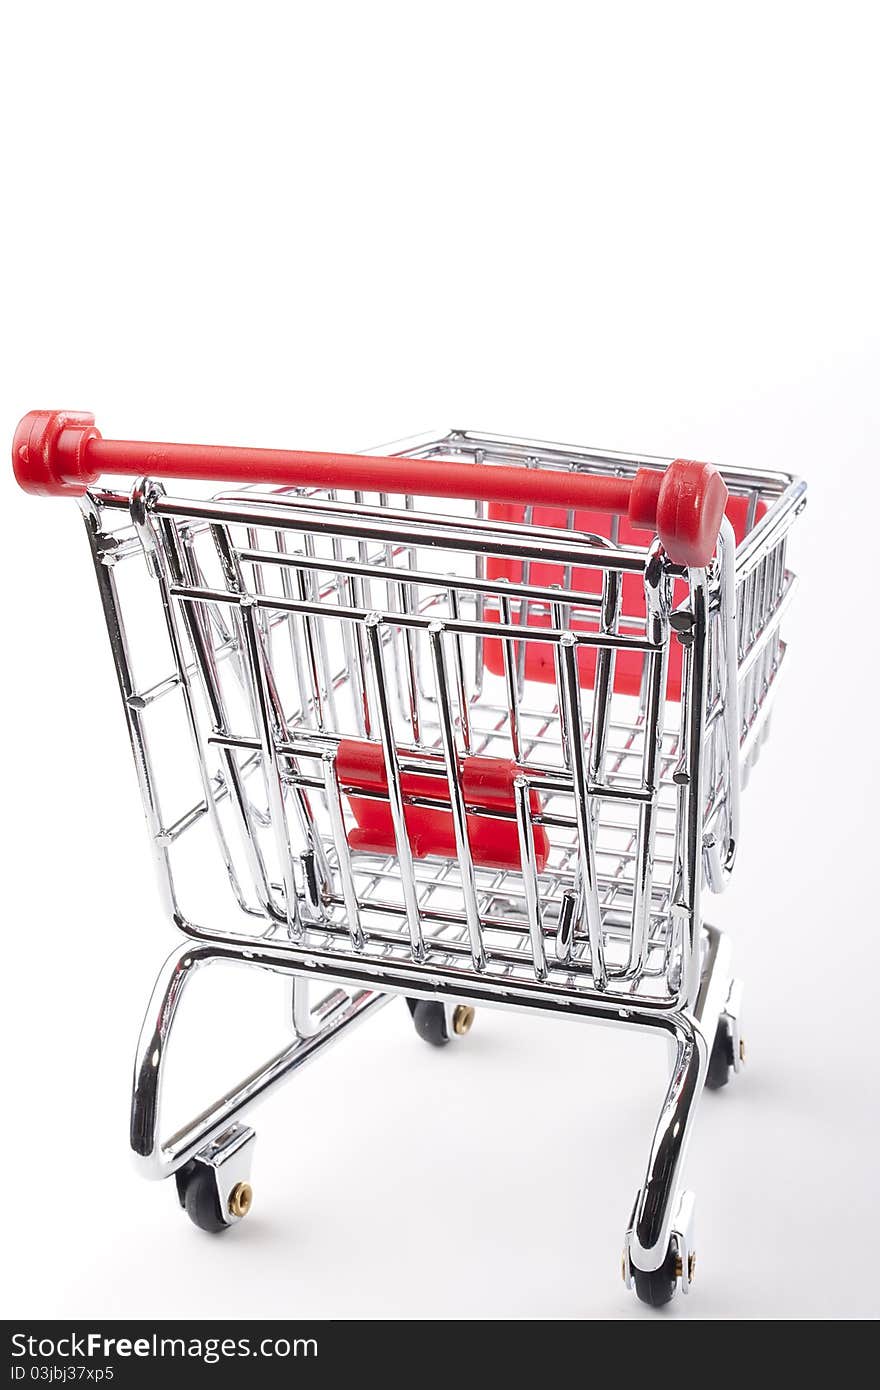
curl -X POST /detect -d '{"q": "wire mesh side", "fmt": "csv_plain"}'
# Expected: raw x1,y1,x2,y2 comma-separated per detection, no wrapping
78,436,802,1010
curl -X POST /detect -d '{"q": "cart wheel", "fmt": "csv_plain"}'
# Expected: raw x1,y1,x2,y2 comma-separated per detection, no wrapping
407,999,475,1046
407,999,449,1046
706,1016,737,1090
175,1160,228,1233
631,1243,680,1308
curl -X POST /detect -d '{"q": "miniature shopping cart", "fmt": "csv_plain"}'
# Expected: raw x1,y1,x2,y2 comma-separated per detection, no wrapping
13,410,805,1306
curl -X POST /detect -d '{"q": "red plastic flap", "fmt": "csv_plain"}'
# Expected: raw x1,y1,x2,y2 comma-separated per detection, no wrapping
484,494,764,700
336,739,549,872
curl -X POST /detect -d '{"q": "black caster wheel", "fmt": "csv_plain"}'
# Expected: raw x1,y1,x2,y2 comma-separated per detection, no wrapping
407,999,448,1046
406,999,475,1047
706,1016,737,1090
175,1160,228,1233
631,1243,680,1308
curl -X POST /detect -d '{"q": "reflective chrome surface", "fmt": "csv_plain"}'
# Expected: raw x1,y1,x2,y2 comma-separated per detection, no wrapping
69,427,803,1302
131,943,392,1179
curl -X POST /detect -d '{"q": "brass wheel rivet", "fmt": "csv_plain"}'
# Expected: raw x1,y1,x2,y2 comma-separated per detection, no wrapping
452,1004,475,1036
228,1181,253,1219
739,1038,747,1064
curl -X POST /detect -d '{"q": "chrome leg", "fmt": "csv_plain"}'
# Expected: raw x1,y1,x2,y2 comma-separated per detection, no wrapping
625,925,734,1294
131,940,391,1184
627,1012,707,1273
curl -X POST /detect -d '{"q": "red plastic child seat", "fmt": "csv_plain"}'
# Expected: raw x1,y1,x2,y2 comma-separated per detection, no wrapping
337,739,549,872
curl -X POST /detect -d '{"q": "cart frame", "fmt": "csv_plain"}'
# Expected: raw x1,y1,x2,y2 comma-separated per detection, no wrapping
13,415,804,1306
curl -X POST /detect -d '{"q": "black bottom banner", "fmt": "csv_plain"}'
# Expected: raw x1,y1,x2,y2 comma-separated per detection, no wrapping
5,1323,338,1385
3,1320,576,1383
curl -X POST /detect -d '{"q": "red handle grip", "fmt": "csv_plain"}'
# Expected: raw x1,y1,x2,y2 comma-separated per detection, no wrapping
12,410,728,567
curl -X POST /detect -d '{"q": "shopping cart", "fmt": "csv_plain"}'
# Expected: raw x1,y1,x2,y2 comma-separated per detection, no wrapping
12,410,805,1306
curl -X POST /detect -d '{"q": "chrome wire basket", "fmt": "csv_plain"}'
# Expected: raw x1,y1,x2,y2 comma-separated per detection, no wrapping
13,411,804,1306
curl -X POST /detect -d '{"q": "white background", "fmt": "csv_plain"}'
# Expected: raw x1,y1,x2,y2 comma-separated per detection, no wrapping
1,0,878,1321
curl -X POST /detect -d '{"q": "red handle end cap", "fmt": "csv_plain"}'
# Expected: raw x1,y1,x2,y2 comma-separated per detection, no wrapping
628,467,664,529
656,459,728,568
13,410,101,496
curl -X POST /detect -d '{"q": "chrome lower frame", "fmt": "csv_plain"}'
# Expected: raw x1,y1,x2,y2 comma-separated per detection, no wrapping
131,920,733,1277
131,948,392,1179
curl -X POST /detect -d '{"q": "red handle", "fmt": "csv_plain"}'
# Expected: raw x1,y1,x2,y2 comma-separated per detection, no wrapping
12,410,728,567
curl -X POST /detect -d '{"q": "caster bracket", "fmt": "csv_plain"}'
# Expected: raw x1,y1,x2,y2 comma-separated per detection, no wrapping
624,1189,696,1302
177,1122,256,1228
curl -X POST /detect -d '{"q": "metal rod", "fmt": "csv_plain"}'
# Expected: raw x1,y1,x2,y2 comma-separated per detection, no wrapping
237,544,606,612
365,615,425,961
514,776,547,981
428,622,486,971
398,577,422,743
674,572,710,1007
236,599,302,935
153,493,653,573
446,586,471,753
589,568,623,783
556,632,606,988
499,591,522,759
715,517,741,877
143,504,279,920
628,540,671,974
167,584,662,652
322,752,365,951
